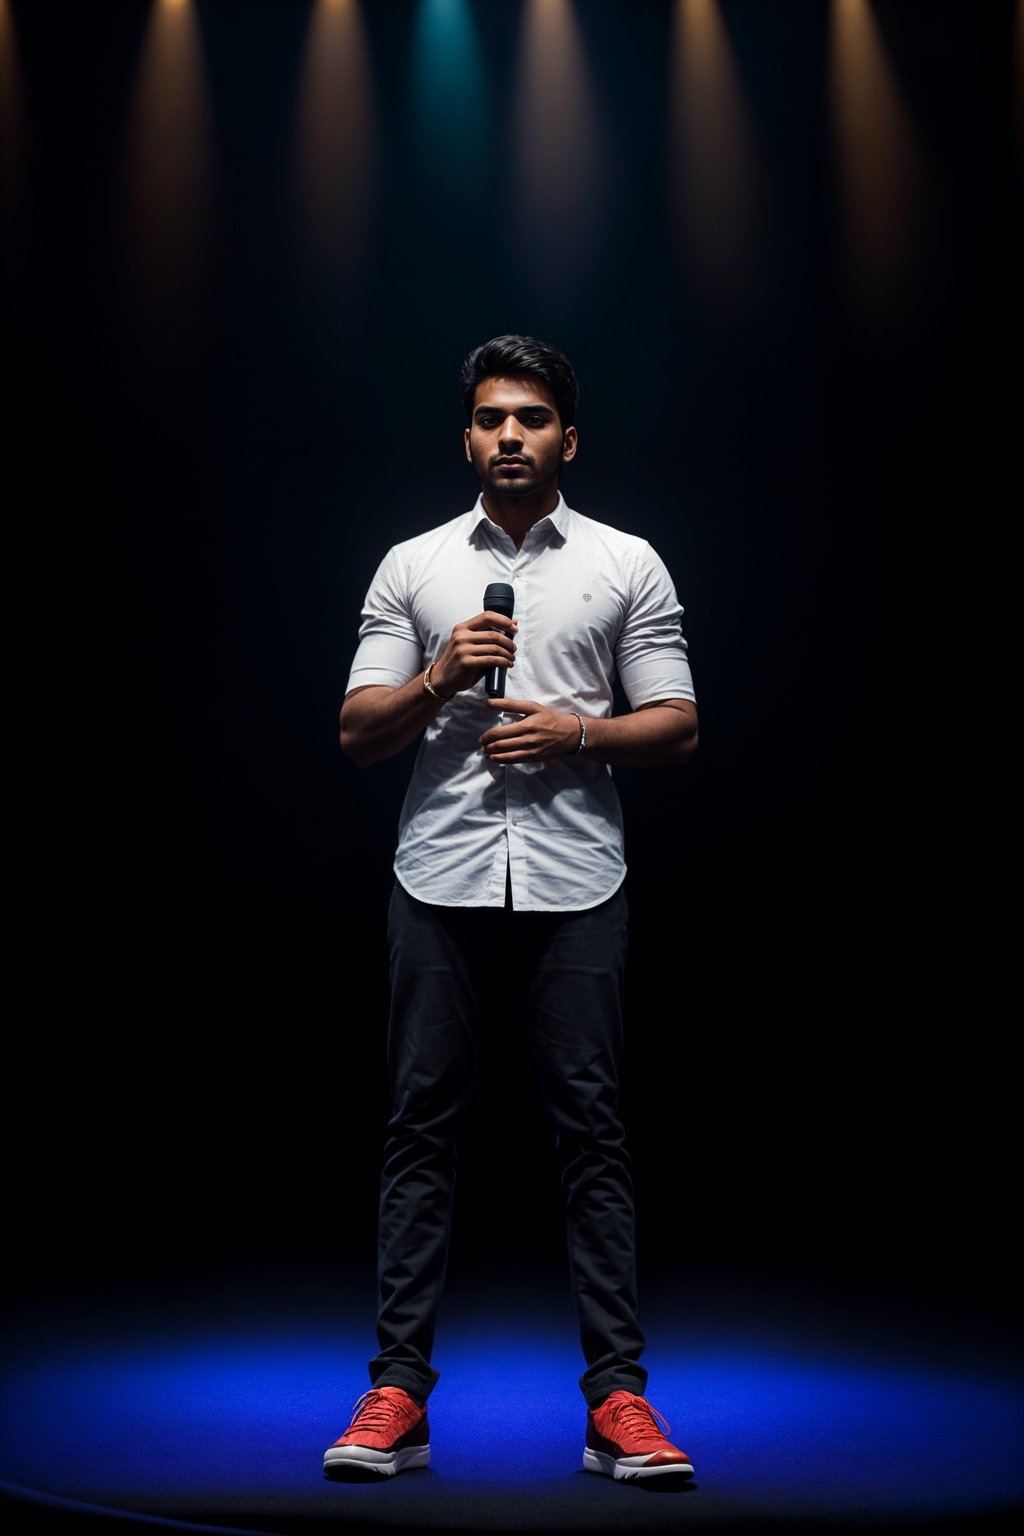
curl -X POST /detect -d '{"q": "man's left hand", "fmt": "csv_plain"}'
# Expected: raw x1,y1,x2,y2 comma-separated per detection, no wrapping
479,698,581,761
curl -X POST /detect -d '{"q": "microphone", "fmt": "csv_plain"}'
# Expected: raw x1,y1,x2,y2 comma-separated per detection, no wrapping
483,582,515,698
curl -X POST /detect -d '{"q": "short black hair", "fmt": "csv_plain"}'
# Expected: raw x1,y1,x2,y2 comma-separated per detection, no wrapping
460,334,579,429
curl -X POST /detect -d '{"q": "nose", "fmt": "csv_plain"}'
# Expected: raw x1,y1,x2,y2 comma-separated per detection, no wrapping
498,416,523,452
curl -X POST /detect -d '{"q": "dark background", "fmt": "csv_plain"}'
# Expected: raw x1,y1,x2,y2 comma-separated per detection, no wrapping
4,0,1020,1353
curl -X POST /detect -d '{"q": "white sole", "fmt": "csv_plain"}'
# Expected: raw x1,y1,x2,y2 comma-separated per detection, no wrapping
324,1444,431,1478
583,1447,694,1482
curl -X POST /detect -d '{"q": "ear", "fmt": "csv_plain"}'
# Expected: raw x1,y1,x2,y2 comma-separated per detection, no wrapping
561,425,578,464
464,426,472,463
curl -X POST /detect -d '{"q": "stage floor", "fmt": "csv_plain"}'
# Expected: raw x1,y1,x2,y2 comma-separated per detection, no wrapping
2,1267,1021,1536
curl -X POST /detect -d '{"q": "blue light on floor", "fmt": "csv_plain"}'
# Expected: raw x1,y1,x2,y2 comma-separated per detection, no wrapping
1,1303,1022,1528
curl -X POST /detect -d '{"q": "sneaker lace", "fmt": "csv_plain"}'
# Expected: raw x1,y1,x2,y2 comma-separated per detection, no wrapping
610,1393,671,1445
349,1388,411,1433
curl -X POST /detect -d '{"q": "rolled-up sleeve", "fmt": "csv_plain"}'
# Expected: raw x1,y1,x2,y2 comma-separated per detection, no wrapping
614,543,696,708
344,548,425,692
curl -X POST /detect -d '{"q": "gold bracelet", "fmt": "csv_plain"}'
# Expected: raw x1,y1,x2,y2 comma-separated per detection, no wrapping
423,662,454,702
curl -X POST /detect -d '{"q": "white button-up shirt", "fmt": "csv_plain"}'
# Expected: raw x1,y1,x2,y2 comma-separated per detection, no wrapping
344,493,696,910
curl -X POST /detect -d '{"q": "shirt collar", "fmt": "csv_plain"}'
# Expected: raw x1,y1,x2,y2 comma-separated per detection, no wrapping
467,491,571,546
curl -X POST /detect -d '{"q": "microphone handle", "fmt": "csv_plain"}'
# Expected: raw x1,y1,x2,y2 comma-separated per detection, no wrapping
485,634,506,699
483,583,515,699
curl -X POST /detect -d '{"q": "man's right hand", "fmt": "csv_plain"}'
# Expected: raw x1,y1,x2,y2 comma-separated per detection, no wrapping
428,610,518,699
339,610,518,768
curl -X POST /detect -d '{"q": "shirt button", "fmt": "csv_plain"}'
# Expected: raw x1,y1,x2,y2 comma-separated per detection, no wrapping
511,817,519,826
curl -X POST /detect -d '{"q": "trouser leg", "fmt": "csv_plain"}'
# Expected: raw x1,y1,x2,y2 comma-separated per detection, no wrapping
368,884,494,1401
520,886,647,1407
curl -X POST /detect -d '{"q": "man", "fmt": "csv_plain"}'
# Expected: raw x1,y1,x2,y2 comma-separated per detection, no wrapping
325,334,699,1486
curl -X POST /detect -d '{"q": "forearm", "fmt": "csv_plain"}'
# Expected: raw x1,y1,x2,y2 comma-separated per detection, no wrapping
339,674,445,766
575,700,698,767
480,696,699,766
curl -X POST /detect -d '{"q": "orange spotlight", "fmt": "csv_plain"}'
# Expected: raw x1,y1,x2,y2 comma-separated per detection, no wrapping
121,0,213,317
668,0,759,314
510,0,602,276
293,0,377,280
830,0,925,307
1,0,23,218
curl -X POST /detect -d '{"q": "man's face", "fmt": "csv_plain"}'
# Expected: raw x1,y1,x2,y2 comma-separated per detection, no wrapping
465,375,577,499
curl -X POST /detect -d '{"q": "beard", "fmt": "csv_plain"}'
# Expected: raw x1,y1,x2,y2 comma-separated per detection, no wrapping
471,450,558,500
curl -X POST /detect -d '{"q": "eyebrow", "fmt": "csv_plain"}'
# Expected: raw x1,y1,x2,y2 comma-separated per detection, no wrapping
473,403,555,419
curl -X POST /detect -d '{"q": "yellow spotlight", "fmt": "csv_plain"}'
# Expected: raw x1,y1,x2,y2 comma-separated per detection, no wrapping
293,0,376,279
122,0,213,314
668,0,758,313
1,0,23,211
830,0,925,306
510,0,601,267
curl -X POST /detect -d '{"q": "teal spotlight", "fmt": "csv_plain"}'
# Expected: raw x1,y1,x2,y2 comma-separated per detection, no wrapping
411,0,490,199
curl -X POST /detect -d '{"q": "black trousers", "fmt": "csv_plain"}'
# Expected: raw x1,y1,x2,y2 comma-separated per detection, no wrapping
369,878,647,1408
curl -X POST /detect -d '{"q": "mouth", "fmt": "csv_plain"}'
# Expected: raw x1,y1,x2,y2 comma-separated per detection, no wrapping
494,458,529,469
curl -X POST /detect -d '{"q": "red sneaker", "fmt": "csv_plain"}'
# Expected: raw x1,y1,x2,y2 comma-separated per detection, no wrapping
323,1386,430,1479
584,1390,694,1484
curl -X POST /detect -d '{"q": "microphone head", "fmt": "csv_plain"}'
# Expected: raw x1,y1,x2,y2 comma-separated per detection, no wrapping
483,582,515,618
